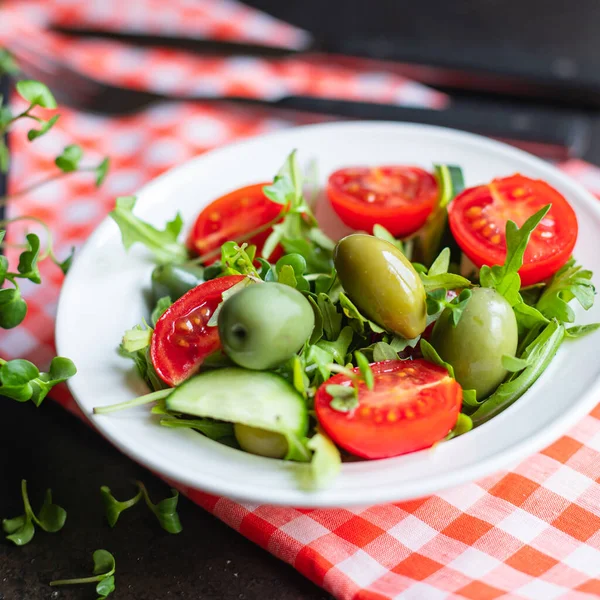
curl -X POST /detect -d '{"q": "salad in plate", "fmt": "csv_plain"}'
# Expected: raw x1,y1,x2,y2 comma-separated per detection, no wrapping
94,151,598,490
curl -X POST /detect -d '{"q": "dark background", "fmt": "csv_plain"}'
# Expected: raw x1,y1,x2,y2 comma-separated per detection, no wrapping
3,2,600,598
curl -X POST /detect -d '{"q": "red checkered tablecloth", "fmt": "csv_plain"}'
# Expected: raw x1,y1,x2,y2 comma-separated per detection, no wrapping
2,2,600,598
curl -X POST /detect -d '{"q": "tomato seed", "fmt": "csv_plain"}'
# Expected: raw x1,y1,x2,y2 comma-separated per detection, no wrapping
465,205,482,218
471,218,487,230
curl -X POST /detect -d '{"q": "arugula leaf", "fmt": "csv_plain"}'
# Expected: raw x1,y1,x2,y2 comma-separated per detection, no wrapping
444,413,473,441
109,196,188,264
0,286,28,329
151,296,172,327
501,354,531,372
16,80,57,109
355,350,374,390
3,480,66,545
429,247,451,276
339,292,385,334
306,343,334,383
326,384,359,412
306,296,323,345
95,157,110,187
159,417,234,440
373,224,404,253
470,320,565,426
118,329,165,392
137,481,182,534
480,205,550,306
17,233,41,283
300,432,342,490
389,334,421,352
372,342,399,361
55,144,83,173
100,485,142,528
317,326,353,365
420,272,472,293
536,258,596,323
51,549,116,599
318,292,342,340
512,301,549,333
565,323,600,338
420,339,455,377
27,114,60,141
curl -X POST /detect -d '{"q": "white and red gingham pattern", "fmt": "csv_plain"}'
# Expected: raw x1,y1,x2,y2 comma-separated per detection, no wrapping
2,1,600,598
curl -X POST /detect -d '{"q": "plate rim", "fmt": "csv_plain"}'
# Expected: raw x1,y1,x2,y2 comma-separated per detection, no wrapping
56,120,600,507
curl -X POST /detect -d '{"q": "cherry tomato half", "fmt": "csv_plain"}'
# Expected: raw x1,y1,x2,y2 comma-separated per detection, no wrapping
315,359,462,459
187,183,283,262
448,174,578,286
327,166,439,236
150,275,245,386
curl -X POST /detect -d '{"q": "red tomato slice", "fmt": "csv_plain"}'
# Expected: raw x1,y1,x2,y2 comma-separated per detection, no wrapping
315,360,462,459
327,166,439,236
448,174,578,286
187,183,283,263
150,275,245,386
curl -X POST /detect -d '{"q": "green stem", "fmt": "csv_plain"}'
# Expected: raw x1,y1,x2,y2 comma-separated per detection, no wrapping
50,575,103,586
0,167,96,207
20,480,34,520
0,215,53,260
93,388,171,415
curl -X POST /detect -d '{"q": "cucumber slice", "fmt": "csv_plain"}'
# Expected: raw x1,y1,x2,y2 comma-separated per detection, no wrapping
165,368,308,438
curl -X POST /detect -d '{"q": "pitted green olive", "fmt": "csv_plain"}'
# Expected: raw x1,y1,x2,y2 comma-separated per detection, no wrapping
430,287,518,398
334,234,427,338
218,282,314,370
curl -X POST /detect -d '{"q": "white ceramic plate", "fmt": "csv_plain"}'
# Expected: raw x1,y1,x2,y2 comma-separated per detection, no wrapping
56,122,600,507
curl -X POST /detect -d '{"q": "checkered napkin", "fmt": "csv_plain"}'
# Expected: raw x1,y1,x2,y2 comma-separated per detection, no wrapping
2,1,600,598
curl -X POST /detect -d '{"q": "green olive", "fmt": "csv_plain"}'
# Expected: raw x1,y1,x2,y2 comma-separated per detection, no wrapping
151,264,204,303
234,423,288,459
218,282,315,370
334,234,427,338
430,287,518,399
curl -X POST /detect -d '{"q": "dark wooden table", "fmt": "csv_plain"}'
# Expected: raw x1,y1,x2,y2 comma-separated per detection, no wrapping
0,399,332,600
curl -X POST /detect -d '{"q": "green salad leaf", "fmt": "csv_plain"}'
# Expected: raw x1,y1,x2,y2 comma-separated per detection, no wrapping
137,481,182,534
50,549,116,599
470,320,565,426
444,413,473,441
100,485,142,528
300,431,342,490
3,480,67,545
159,417,234,440
16,80,57,109
479,205,550,306
109,196,188,264
55,144,83,173
536,258,596,323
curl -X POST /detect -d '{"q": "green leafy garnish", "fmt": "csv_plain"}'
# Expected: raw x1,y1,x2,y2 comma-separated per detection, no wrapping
0,286,28,328
480,205,550,306
426,288,472,326
100,485,142,528
444,413,473,441
338,292,385,334
0,357,77,405
0,49,18,76
300,431,342,490
419,248,472,292
15,80,57,109
137,481,182,534
100,482,183,534
536,258,596,323
372,342,399,361
55,144,83,173
3,480,67,545
109,196,188,264
50,549,116,599
17,233,41,283
27,114,60,141
159,417,234,440
470,320,565,426
354,350,374,390
565,323,600,338
501,354,531,373
317,325,353,365
95,157,111,187
326,384,358,412
373,224,405,254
